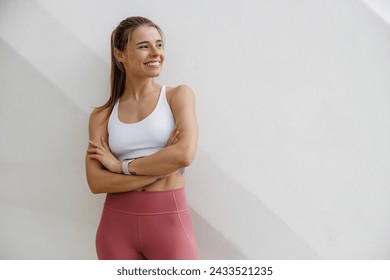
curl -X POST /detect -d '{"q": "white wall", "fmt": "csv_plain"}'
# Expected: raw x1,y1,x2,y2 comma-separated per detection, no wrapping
1,0,390,259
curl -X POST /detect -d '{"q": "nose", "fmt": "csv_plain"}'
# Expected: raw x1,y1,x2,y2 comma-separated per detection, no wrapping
149,45,161,57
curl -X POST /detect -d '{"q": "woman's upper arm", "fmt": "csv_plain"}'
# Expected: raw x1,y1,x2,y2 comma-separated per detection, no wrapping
85,108,109,188
88,108,109,145
169,85,198,164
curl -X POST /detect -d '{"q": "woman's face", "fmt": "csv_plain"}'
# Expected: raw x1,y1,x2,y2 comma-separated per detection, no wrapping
118,26,165,78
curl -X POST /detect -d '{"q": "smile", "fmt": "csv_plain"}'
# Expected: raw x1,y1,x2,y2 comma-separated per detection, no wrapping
144,61,160,67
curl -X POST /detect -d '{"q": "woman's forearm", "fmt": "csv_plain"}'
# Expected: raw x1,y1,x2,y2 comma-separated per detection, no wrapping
86,156,159,194
126,143,195,176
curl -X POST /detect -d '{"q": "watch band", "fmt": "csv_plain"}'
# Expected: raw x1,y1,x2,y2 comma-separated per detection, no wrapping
121,159,135,175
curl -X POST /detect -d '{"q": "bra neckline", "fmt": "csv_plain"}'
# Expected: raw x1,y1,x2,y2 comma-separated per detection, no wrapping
115,85,165,125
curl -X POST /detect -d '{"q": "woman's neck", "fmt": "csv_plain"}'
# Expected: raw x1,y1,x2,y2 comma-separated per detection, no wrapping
122,77,159,101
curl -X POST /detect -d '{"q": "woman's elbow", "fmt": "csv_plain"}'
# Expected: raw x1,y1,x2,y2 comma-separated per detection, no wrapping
86,158,107,194
87,179,101,194
89,185,102,194
180,154,194,167
86,172,104,194
177,146,196,167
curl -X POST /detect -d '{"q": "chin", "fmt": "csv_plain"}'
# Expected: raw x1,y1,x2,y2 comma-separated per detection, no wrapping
148,70,162,78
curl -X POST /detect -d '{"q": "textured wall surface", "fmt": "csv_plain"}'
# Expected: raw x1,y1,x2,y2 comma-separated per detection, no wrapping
1,0,390,259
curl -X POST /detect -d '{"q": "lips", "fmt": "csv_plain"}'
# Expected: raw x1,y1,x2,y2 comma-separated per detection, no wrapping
144,61,160,67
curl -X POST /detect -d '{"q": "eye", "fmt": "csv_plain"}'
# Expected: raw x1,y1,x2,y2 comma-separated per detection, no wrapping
139,45,148,49
156,42,164,49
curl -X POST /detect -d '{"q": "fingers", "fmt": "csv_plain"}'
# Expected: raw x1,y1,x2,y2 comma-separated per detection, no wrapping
87,154,100,161
89,139,106,151
87,148,99,154
89,137,110,153
87,154,104,165
87,140,105,155
167,127,176,144
89,140,99,148
87,148,103,158
167,127,180,146
173,129,180,144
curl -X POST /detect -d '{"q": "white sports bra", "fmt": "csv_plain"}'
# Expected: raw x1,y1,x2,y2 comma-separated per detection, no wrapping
108,85,175,161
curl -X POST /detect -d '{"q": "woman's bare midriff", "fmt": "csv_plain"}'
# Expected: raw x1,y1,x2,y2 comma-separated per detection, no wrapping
135,171,185,192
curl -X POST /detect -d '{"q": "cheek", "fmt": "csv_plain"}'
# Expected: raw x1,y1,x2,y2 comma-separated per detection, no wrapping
127,60,137,70
127,54,145,66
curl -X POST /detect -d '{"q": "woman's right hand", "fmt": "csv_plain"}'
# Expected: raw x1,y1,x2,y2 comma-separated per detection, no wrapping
88,137,122,173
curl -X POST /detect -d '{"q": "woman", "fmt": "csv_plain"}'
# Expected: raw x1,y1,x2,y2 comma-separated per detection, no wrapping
85,16,199,260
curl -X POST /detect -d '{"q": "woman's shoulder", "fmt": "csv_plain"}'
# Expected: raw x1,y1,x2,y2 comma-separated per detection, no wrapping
167,84,194,93
165,84,196,111
166,84,195,103
89,106,111,128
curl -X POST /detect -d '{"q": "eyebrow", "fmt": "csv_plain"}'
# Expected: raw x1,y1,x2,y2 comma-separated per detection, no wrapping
136,40,163,45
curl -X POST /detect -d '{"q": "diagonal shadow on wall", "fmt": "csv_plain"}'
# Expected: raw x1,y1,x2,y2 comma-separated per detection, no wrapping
187,149,323,259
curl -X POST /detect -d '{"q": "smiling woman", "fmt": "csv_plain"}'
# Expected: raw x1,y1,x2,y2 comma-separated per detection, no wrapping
118,26,165,78
85,16,199,260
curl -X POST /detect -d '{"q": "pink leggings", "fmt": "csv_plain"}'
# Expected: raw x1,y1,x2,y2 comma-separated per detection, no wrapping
96,188,199,260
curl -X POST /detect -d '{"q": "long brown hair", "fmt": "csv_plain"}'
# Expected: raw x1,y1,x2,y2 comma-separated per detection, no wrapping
97,16,163,116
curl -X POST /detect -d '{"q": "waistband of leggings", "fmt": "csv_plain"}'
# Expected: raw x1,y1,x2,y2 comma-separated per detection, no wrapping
104,188,188,214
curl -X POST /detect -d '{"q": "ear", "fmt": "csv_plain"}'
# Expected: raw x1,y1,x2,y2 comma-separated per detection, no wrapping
114,48,125,62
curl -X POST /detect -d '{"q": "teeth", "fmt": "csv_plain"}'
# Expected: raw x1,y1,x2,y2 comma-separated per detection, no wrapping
146,62,160,67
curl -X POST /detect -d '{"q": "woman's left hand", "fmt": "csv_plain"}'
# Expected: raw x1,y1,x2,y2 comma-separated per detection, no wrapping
88,137,122,173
